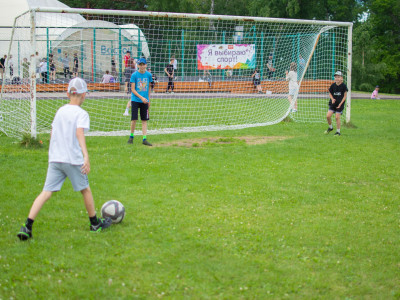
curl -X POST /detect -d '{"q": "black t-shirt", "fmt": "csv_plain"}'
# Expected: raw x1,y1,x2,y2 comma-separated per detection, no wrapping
74,57,78,67
166,64,174,76
329,82,348,106
0,58,5,69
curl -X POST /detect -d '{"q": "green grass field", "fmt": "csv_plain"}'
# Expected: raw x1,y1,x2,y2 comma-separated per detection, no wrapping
33,95,309,134
0,99,399,299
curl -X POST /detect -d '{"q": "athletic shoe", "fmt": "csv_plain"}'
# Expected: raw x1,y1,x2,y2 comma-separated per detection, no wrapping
170,92,174,94
123,110,129,116
324,127,333,134
127,136,133,144
142,139,152,146
292,109,298,112
334,131,341,136
90,217,112,232
17,224,32,241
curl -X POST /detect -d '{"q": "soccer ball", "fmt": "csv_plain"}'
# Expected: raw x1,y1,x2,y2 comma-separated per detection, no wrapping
101,200,125,224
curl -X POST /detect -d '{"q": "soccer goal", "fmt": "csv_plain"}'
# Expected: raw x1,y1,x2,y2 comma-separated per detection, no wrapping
0,8,352,138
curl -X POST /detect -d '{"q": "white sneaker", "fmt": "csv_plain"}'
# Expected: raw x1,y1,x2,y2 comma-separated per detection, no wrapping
292,109,297,112
170,92,174,94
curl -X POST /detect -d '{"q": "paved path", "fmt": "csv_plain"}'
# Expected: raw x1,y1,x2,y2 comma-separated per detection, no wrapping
351,92,400,100
2,91,399,100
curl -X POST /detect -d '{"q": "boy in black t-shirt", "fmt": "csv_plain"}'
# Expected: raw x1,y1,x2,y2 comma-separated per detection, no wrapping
325,71,348,136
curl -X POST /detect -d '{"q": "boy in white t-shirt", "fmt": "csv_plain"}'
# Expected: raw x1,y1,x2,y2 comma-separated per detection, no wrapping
17,78,112,241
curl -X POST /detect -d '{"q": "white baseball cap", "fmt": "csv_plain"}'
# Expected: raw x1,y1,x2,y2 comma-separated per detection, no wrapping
68,77,88,94
334,71,343,76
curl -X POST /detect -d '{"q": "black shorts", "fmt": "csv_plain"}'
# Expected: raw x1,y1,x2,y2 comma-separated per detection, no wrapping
253,79,260,86
329,103,345,114
131,101,149,121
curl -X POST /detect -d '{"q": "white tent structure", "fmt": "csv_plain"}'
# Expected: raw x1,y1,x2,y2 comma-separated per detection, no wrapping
119,24,150,59
0,1,151,82
50,20,150,82
0,0,86,79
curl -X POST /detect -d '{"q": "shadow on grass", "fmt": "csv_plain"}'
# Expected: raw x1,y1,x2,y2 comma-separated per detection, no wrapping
343,121,358,129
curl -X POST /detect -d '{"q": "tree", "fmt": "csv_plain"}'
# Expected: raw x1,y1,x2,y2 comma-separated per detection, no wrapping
367,0,400,93
60,0,146,10
352,20,385,91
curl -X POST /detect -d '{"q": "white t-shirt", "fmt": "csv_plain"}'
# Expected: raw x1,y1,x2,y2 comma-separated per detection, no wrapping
173,59,177,70
286,71,298,90
39,62,47,73
101,74,113,83
49,104,90,165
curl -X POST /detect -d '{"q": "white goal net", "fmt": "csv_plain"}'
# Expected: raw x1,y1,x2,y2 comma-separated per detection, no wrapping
0,8,352,138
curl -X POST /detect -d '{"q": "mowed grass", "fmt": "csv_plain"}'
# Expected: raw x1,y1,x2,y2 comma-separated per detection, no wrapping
34,95,297,134
0,99,399,299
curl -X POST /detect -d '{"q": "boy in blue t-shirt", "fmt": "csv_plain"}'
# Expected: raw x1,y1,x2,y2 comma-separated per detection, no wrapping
127,58,153,146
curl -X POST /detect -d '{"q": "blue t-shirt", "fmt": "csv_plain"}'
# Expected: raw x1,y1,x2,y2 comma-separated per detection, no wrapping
130,71,153,103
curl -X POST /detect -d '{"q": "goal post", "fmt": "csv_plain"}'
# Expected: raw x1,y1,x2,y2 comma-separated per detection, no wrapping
0,8,352,138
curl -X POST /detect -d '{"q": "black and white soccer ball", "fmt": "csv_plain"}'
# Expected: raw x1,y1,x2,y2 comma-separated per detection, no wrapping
101,200,125,224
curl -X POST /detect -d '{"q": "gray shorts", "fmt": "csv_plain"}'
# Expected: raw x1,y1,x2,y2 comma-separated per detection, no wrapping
43,163,89,192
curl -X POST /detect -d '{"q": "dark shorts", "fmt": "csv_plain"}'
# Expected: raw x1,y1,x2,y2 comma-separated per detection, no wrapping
329,103,345,114
253,79,260,86
131,101,149,121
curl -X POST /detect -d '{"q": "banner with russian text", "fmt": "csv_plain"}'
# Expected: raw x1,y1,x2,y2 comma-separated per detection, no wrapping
197,44,256,70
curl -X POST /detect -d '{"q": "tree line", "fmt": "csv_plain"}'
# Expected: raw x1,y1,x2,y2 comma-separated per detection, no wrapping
61,0,400,93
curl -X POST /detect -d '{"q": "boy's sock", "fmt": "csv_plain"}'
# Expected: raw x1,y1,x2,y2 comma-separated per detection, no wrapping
337,129,340,133
329,124,333,129
143,135,147,140
89,215,99,226
25,218,34,230
130,133,134,138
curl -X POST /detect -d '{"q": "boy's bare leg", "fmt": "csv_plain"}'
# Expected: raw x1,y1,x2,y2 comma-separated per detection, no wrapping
28,191,53,220
142,120,147,136
81,187,95,218
130,120,137,134
335,113,341,130
327,110,334,126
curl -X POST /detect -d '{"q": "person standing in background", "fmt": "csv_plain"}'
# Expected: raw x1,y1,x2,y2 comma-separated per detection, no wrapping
172,54,178,81
0,55,6,82
73,53,79,78
62,53,71,79
285,62,299,112
22,57,30,84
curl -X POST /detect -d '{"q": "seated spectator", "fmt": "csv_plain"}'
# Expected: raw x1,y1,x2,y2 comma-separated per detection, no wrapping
371,85,380,99
101,70,114,83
